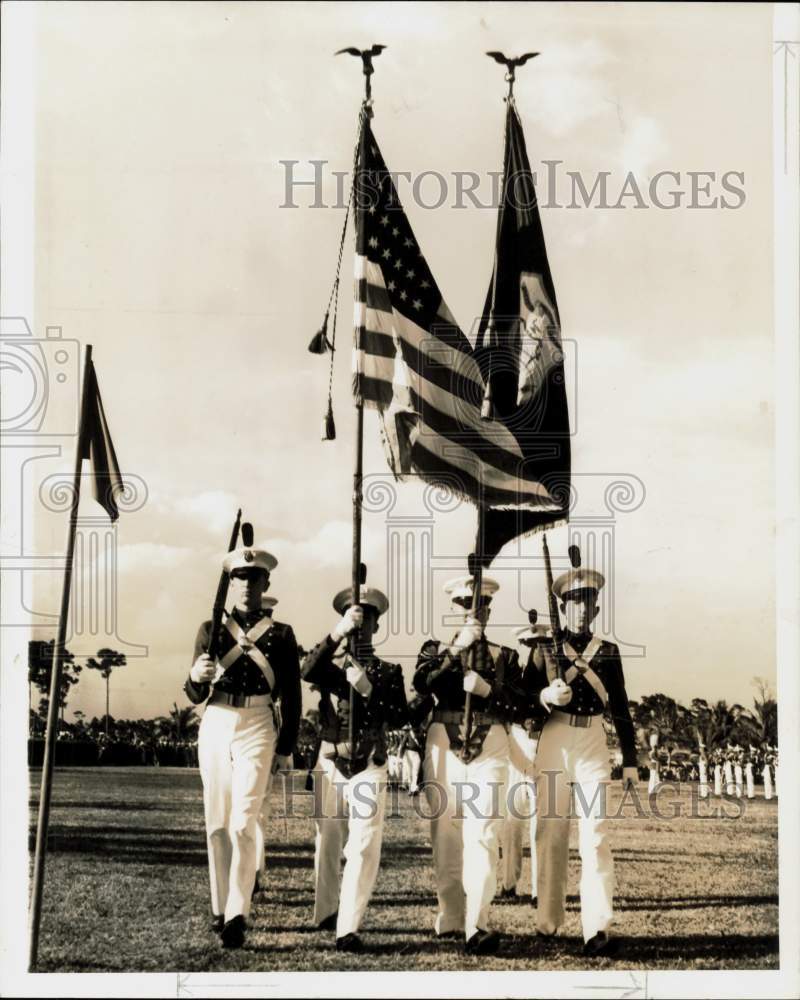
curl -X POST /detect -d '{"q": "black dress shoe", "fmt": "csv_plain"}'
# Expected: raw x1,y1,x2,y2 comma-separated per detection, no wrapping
209,914,224,934
583,931,617,957
465,929,501,955
336,932,364,953
221,915,246,949
498,886,517,899
531,895,538,907
317,911,338,931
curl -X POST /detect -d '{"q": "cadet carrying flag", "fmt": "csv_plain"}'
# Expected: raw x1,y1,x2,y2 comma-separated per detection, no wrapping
476,101,571,563
353,118,564,517
353,115,569,555
80,358,125,521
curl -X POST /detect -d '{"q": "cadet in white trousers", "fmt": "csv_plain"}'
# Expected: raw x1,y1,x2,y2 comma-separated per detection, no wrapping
733,746,744,798
723,749,735,795
498,622,549,901
302,586,413,952
763,760,773,799
397,720,425,795
646,733,660,794
713,750,723,796
698,750,709,798
745,748,756,799
500,722,539,900
529,565,638,958
185,546,301,949
253,596,278,890
414,576,534,955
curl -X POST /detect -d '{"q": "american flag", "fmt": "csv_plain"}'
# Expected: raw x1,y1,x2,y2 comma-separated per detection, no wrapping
353,118,565,523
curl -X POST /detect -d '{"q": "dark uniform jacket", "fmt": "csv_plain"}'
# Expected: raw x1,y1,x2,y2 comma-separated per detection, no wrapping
413,635,543,762
301,633,419,777
185,607,302,757
529,630,638,767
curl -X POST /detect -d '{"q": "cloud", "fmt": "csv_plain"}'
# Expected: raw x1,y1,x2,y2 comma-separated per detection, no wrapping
618,115,668,175
259,519,387,571
171,491,241,535
116,542,196,574
513,40,617,138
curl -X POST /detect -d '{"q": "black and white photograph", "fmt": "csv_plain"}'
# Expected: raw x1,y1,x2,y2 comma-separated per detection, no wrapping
1,2,798,997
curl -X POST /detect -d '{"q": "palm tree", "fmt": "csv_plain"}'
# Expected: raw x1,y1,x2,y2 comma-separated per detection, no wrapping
734,678,777,747
697,699,745,750
632,693,693,749
86,648,127,738
168,703,199,744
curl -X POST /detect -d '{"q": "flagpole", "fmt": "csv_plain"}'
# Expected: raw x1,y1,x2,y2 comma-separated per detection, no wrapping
348,398,364,756
29,343,93,969
344,50,379,762
462,508,485,746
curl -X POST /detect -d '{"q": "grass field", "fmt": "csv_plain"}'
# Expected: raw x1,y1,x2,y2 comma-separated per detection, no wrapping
29,767,779,973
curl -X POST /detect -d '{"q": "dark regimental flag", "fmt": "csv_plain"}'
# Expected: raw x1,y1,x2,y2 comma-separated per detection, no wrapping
353,117,565,529
475,102,571,563
80,359,125,521
352,113,569,562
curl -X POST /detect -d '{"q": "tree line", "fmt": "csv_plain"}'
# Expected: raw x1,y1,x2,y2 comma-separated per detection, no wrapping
28,641,777,762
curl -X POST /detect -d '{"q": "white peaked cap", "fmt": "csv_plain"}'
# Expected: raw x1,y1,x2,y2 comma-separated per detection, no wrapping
223,547,278,574
514,623,552,645
552,567,605,601
443,575,500,603
333,586,389,617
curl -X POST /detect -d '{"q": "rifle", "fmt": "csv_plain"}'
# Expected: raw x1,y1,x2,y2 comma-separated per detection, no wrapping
207,509,244,662
462,549,484,755
541,537,582,680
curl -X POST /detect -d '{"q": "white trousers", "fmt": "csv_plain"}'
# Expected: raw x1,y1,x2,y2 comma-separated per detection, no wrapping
404,750,422,792
501,724,538,894
312,742,388,937
198,702,276,922
714,764,723,796
698,759,709,798
723,761,735,795
424,722,508,939
734,763,744,798
648,768,659,794
535,715,613,943
745,763,755,799
763,765,773,799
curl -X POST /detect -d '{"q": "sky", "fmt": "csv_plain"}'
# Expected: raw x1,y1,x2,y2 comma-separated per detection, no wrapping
19,1,776,722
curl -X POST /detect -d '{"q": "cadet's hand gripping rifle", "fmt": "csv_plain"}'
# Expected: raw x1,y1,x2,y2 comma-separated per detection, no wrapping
207,510,247,662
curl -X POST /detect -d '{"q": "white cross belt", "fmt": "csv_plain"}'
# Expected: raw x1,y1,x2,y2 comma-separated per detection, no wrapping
561,637,608,707
215,615,276,691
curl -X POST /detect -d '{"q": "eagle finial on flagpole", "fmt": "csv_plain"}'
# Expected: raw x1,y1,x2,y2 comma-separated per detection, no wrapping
485,50,539,100
335,44,387,105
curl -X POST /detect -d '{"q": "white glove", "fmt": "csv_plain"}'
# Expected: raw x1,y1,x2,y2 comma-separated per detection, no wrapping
449,617,483,654
190,653,216,684
463,670,491,699
346,663,373,698
622,766,638,789
539,678,573,711
272,754,293,774
331,605,364,642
